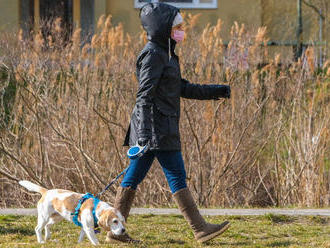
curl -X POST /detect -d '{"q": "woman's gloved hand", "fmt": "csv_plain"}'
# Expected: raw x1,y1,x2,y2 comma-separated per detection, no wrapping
225,85,231,98
217,85,231,99
138,137,149,147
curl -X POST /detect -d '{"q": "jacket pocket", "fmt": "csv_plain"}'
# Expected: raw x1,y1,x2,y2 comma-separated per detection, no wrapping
153,107,170,136
153,104,179,136
168,115,179,136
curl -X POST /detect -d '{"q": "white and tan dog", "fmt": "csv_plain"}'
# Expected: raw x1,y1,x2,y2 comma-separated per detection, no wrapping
19,180,125,245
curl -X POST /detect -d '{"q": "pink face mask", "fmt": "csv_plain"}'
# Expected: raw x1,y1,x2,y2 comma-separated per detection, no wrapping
171,30,185,43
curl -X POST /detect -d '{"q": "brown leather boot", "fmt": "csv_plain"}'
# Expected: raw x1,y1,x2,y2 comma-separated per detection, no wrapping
106,186,140,243
114,186,136,221
173,188,230,243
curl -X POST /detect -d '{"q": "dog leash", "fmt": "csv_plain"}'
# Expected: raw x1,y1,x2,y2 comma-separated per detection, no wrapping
96,142,149,197
96,167,129,198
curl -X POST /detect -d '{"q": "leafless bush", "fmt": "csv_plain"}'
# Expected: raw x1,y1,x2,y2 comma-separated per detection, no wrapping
0,15,329,208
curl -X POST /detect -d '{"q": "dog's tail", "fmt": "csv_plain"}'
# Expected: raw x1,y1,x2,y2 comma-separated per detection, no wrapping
19,180,47,195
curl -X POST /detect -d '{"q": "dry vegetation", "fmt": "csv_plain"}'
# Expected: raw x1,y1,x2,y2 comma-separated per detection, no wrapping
0,15,329,208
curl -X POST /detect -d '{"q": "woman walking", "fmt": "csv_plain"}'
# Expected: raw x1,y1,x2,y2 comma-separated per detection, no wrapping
109,2,231,243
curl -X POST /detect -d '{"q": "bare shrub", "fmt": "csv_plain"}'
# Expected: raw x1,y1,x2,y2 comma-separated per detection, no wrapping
0,15,329,207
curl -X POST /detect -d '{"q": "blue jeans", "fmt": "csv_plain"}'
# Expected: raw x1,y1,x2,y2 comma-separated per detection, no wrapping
121,150,187,194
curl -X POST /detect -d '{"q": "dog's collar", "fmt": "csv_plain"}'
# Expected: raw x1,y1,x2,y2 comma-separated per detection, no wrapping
72,193,100,229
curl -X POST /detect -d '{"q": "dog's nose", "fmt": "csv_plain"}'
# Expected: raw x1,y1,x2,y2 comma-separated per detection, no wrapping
121,227,126,233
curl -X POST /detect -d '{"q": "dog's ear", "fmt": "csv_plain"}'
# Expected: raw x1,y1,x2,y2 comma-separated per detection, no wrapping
98,213,110,231
107,217,112,227
115,209,126,223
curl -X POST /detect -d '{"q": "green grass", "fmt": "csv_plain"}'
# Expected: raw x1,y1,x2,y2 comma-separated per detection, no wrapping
0,214,329,248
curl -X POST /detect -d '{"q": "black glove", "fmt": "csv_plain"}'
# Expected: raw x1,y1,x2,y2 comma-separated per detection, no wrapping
212,85,230,100
223,85,231,98
138,137,149,147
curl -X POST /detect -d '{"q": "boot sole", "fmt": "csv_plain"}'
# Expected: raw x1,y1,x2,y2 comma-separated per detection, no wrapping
197,222,231,243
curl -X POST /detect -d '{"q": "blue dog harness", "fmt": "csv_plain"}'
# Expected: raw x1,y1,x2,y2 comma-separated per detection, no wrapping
72,193,100,229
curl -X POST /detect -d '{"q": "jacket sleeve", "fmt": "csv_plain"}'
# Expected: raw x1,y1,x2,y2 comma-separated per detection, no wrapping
136,50,165,140
180,78,231,100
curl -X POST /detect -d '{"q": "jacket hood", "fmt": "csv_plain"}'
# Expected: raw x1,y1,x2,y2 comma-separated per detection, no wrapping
140,3,179,50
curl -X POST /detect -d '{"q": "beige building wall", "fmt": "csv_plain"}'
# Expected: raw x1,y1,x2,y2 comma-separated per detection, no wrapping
105,0,142,34
0,0,327,58
261,0,325,42
187,0,262,39
261,0,329,60
95,0,107,27
100,0,262,41
0,0,19,31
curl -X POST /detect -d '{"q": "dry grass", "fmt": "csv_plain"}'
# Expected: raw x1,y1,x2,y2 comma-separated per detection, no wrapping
0,15,329,208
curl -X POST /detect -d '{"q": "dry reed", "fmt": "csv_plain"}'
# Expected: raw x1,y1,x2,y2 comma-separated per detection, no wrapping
0,16,329,208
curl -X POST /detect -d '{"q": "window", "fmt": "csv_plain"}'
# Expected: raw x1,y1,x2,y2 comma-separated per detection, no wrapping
134,0,217,9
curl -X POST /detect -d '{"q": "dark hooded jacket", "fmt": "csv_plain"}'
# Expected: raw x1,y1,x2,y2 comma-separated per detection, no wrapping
124,3,230,151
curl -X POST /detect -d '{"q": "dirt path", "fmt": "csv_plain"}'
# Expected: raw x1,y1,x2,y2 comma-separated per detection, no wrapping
0,208,329,216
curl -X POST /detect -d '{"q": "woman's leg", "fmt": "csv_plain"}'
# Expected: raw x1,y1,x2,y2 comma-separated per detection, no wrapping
114,151,154,223
121,151,155,189
108,152,155,243
173,188,230,243
155,151,187,193
117,151,155,221
156,151,230,243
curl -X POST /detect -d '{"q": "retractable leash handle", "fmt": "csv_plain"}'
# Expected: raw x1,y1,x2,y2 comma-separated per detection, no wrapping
127,141,150,160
